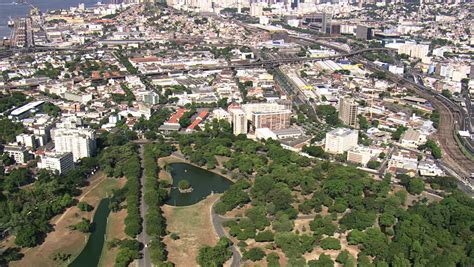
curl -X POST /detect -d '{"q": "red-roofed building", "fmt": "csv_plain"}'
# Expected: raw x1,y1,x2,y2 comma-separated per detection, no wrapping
186,110,209,132
93,19,115,24
91,71,101,80
227,103,241,112
129,57,161,64
166,108,189,125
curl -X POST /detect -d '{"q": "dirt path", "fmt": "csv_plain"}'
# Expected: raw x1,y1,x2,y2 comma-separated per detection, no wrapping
52,174,108,227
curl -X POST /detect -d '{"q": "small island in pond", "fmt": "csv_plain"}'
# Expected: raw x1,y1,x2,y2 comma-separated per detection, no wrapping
178,179,193,193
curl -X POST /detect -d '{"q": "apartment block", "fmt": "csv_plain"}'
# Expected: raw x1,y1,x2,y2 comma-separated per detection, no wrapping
339,96,358,128
52,128,96,162
38,152,75,174
325,128,359,154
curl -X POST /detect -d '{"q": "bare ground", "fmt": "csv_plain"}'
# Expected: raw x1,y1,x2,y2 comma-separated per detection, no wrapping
163,195,219,267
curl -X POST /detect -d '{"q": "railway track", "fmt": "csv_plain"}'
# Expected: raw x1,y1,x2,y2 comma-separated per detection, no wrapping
356,57,474,179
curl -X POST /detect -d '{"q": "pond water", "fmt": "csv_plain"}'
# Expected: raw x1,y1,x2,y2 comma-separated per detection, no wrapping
69,198,110,267
166,163,233,206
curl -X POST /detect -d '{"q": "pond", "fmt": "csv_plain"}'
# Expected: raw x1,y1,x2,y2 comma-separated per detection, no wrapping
166,163,233,206
69,198,110,267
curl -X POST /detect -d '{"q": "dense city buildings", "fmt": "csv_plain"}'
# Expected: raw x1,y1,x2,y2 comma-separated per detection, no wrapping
0,1,473,267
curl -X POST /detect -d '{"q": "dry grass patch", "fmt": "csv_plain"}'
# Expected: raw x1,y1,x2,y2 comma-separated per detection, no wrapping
163,195,220,267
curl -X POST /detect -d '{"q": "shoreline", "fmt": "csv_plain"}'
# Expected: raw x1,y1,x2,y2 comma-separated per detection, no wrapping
0,0,103,38
158,154,237,184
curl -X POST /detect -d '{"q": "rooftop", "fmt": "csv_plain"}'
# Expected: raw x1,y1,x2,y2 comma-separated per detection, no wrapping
10,101,45,116
327,127,358,137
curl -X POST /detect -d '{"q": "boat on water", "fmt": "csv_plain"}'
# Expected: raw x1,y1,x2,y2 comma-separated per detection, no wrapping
8,18,15,28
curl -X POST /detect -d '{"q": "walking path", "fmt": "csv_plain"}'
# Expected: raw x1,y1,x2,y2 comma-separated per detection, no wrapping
209,198,242,267
137,145,151,267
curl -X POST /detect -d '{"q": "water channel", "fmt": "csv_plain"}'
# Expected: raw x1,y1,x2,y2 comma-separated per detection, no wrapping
69,163,231,265
166,163,233,206
69,198,110,267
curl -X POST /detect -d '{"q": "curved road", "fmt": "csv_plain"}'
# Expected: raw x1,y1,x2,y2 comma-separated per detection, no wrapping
210,199,242,267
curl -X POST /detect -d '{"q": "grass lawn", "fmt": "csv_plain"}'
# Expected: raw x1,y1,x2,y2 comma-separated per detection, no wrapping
10,174,123,267
163,194,220,267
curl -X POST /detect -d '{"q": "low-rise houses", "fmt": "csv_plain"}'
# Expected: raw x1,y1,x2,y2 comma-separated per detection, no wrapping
159,108,188,132
399,128,427,149
186,110,209,133
388,150,419,177
347,146,383,166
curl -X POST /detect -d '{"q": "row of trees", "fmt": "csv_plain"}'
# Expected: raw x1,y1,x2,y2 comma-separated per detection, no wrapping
99,144,142,237
143,143,175,266
0,92,29,113
0,118,25,144
108,238,141,267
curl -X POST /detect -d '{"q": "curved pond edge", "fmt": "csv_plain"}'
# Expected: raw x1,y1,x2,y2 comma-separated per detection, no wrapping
165,162,234,207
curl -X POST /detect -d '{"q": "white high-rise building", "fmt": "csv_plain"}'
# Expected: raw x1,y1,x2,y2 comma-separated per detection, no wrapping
241,103,291,131
325,128,358,154
52,128,96,162
38,152,75,174
250,3,263,17
141,91,160,105
16,133,37,149
230,109,248,135
398,43,430,59
3,145,30,164
242,103,288,118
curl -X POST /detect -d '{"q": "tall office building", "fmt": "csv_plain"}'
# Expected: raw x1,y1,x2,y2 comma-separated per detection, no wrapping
230,109,248,135
250,3,263,17
52,127,96,162
142,91,160,105
339,96,358,128
325,128,358,154
303,13,331,34
356,25,373,40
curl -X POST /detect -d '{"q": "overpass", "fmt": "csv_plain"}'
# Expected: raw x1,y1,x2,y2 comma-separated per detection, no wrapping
0,45,393,90
139,47,394,78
